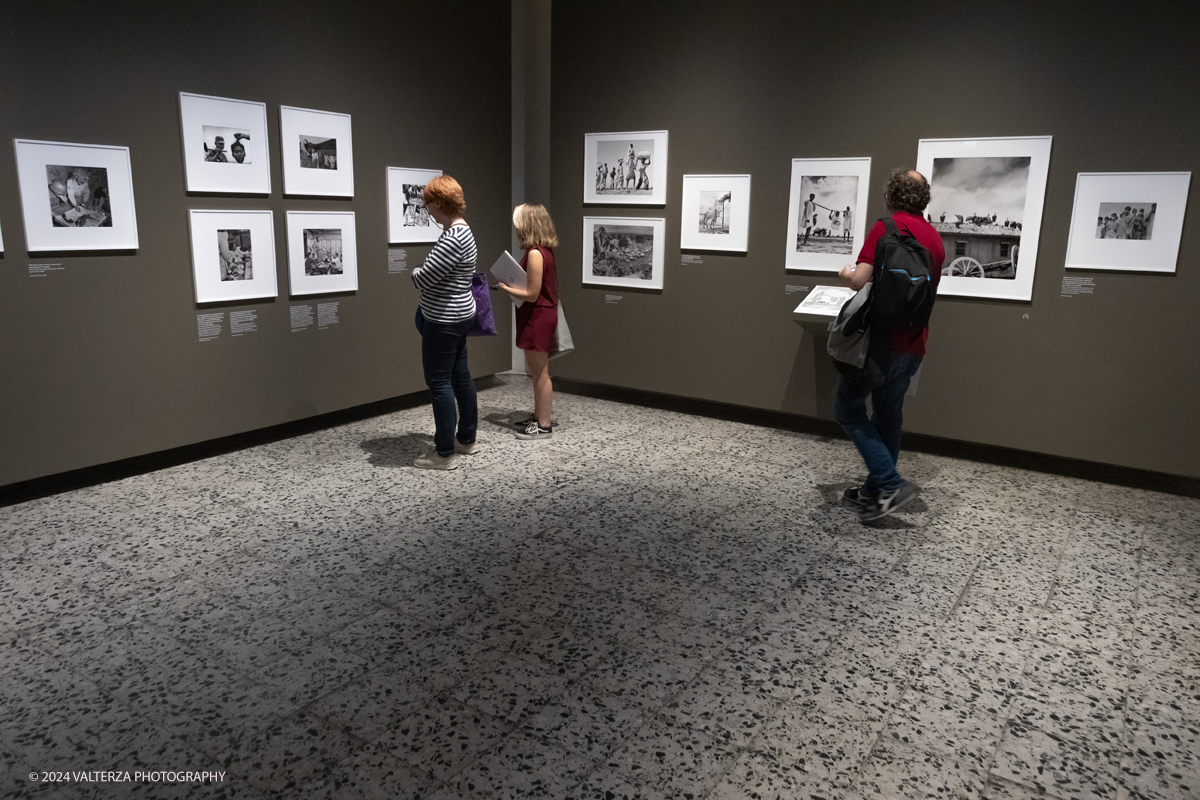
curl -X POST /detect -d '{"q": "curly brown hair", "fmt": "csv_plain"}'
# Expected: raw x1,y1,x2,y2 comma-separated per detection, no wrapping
884,167,930,214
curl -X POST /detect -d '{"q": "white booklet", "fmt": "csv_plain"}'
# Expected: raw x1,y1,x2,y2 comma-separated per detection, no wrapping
489,250,527,308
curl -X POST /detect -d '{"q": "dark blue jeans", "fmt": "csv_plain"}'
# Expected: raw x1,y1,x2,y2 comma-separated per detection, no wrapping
834,350,923,495
421,317,477,457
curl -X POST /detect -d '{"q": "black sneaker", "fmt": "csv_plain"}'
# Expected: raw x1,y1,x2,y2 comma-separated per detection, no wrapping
514,414,536,429
842,485,874,509
515,421,553,440
858,482,919,522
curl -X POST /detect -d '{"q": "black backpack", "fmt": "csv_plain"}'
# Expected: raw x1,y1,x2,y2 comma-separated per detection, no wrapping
870,217,936,331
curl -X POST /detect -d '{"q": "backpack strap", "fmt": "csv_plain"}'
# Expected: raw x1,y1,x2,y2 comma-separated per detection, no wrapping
873,217,898,281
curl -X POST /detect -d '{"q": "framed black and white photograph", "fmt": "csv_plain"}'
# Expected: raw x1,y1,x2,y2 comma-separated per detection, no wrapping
179,92,271,194
387,167,443,243
286,210,358,295
1065,172,1191,273
680,174,751,252
279,105,354,197
917,136,1052,302
188,209,278,303
584,130,669,206
14,139,139,252
582,216,665,291
784,157,871,272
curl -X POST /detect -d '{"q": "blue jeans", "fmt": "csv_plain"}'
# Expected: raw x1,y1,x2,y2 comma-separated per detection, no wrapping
834,350,922,495
421,317,477,457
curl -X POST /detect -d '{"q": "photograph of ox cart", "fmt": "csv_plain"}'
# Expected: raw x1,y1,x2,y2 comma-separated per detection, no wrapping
917,136,1052,302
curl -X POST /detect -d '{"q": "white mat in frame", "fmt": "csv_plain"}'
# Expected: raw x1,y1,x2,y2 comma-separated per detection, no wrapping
179,92,271,194
15,138,139,252
917,135,1052,302
584,130,668,206
286,210,358,296
680,174,751,252
280,105,354,197
387,167,443,244
784,157,871,272
188,209,278,303
583,216,665,291
1065,171,1190,273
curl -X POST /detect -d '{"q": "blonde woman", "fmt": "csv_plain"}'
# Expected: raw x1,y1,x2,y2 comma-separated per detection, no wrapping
497,203,558,440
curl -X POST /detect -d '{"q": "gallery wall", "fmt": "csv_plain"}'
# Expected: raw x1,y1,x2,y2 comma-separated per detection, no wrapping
549,1,1200,479
0,1,513,486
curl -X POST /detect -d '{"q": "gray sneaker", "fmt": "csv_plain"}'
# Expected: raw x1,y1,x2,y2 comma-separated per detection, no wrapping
413,450,459,470
455,440,484,455
514,421,553,440
858,482,919,521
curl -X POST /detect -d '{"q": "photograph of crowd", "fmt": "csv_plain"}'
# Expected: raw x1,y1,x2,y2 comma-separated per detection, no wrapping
217,229,252,281
594,139,654,196
202,126,251,164
698,191,731,235
46,165,112,228
1095,202,1156,240
303,229,343,276
796,175,858,255
592,223,654,280
402,184,431,227
300,136,337,170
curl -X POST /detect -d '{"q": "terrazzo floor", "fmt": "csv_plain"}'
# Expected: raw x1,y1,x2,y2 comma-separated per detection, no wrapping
2,375,1198,800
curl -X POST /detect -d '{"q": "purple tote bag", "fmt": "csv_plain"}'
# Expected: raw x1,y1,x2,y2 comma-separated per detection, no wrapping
467,273,497,337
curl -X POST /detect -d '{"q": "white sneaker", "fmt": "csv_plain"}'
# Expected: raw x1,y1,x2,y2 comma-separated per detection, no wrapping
413,450,458,470
455,440,483,455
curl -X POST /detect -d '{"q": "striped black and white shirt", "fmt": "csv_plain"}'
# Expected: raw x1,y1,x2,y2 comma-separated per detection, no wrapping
411,223,478,323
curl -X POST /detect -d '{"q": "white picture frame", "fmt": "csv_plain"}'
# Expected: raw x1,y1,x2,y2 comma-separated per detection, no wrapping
917,135,1052,302
680,174,751,252
188,209,278,303
179,92,271,194
0,220,4,252
14,138,139,252
582,216,665,291
584,130,669,205
387,167,443,243
285,210,358,296
1065,171,1191,273
280,105,354,197
784,157,871,272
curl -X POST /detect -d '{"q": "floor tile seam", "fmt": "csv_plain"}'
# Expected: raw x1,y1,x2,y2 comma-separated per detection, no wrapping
34,613,234,693
734,716,877,795
135,586,317,663
647,687,788,749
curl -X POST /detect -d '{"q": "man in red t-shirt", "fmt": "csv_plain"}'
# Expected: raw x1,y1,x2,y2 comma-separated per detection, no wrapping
834,167,945,521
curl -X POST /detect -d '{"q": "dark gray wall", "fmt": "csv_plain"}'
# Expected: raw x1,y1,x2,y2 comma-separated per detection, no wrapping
0,1,513,486
550,2,1200,479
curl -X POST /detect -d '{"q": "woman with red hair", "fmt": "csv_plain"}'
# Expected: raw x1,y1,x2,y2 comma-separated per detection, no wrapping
410,175,480,470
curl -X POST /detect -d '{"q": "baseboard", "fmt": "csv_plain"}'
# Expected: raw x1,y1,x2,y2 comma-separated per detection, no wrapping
551,377,1200,500
0,376,507,508
6,373,1196,507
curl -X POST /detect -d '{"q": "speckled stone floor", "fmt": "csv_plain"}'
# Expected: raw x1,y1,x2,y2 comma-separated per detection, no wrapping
2,375,1198,800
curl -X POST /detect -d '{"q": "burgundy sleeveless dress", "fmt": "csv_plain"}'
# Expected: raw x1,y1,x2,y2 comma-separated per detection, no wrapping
515,246,558,352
